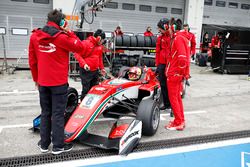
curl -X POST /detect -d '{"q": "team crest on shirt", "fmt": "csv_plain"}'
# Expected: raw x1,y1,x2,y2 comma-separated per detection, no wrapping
39,43,56,53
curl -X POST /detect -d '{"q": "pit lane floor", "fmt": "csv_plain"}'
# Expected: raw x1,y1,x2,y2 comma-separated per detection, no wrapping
0,64,250,163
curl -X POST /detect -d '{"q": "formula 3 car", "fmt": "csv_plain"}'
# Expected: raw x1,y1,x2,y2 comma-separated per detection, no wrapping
33,66,161,155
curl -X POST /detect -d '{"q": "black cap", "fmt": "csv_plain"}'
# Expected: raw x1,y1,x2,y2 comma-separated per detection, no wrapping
94,29,106,40
157,18,169,30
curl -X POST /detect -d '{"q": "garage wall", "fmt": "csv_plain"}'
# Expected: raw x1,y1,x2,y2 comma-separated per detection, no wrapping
203,0,250,27
82,0,185,34
0,0,52,59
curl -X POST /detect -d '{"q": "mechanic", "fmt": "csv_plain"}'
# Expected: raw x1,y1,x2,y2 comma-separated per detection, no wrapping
29,9,83,154
182,23,196,79
211,32,222,48
144,26,154,36
201,32,210,53
128,67,142,81
165,18,189,131
183,24,196,60
74,29,106,100
155,18,171,110
114,26,124,36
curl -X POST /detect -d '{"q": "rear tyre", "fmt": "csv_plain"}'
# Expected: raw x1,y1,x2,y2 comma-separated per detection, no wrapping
65,87,78,124
136,99,160,136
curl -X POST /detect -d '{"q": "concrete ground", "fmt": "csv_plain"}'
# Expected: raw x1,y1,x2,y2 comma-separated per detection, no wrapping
0,64,250,158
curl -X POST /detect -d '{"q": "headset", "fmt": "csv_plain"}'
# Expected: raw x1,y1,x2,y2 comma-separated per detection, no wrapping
171,24,177,32
59,19,65,27
158,18,169,31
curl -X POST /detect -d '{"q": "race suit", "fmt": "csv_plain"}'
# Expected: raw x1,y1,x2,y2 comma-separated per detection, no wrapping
74,36,105,100
165,32,189,125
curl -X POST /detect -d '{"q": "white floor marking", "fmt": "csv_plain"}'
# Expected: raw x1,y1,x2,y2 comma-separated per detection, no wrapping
160,114,166,120
31,137,250,167
0,90,38,95
0,110,206,133
0,123,32,133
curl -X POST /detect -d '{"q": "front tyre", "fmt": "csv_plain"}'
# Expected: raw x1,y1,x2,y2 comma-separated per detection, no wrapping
136,99,160,136
64,87,78,124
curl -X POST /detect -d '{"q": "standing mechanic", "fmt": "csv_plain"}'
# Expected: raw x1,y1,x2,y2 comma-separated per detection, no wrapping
144,26,154,36
29,9,83,154
74,29,106,100
165,19,189,131
183,23,196,78
155,18,171,110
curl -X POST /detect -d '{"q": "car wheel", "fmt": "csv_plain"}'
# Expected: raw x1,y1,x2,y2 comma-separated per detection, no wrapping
136,99,160,136
65,87,78,124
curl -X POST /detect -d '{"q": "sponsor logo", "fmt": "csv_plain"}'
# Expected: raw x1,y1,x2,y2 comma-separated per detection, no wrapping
74,114,84,119
39,43,56,53
95,87,106,91
121,130,139,146
242,152,250,167
114,130,125,136
116,86,122,92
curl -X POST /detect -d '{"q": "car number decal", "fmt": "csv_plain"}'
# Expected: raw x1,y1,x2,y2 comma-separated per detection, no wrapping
80,94,102,109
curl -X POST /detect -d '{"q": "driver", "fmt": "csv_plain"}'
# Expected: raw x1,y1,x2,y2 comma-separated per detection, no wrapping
128,67,142,81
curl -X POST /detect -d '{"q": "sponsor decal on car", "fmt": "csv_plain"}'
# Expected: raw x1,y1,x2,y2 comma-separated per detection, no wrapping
74,114,84,119
95,87,106,91
121,130,139,146
116,86,123,92
109,78,131,85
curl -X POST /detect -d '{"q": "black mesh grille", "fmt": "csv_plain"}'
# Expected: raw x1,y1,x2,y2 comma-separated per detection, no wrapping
1,130,250,167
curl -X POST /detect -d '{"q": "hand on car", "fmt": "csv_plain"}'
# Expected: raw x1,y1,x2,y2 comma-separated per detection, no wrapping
101,69,106,76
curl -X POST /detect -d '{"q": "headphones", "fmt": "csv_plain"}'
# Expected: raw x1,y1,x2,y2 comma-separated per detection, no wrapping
163,23,169,31
96,36,101,43
171,23,177,32
59,19,65,27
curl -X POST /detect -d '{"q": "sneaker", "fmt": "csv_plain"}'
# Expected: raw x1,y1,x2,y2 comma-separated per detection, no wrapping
52,143,73,155
37,140,49,153
164,121,174,129
165,122,185,131
160,105,171,110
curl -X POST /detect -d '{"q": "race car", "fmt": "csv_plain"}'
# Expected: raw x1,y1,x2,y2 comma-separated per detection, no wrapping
33,66,161,155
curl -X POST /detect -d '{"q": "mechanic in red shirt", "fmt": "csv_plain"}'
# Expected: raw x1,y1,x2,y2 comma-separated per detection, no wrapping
155,18,171,110
165,19,189,131
183,24,196,78
144,26,154,36
74,29,106,100
29,9,83,154
211,32,221,48
113,26,123,36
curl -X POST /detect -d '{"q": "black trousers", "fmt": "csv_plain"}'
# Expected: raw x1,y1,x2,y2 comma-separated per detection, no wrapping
79,68,99,100
157,64,170,107
38,84,68,149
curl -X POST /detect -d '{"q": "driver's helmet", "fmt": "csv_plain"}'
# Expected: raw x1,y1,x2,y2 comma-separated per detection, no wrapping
128,67,142,81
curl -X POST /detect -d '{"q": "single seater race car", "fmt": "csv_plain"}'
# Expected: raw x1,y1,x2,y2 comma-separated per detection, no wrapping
33,66,161,155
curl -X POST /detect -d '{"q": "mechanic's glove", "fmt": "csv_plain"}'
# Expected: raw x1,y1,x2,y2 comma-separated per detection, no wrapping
84,64,90,71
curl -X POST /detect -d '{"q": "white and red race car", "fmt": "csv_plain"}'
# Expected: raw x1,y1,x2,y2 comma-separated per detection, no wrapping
33,67,162,155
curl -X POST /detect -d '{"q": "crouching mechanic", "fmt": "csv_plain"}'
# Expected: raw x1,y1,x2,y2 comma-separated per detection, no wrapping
74,29,106,100
165,19,189,131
